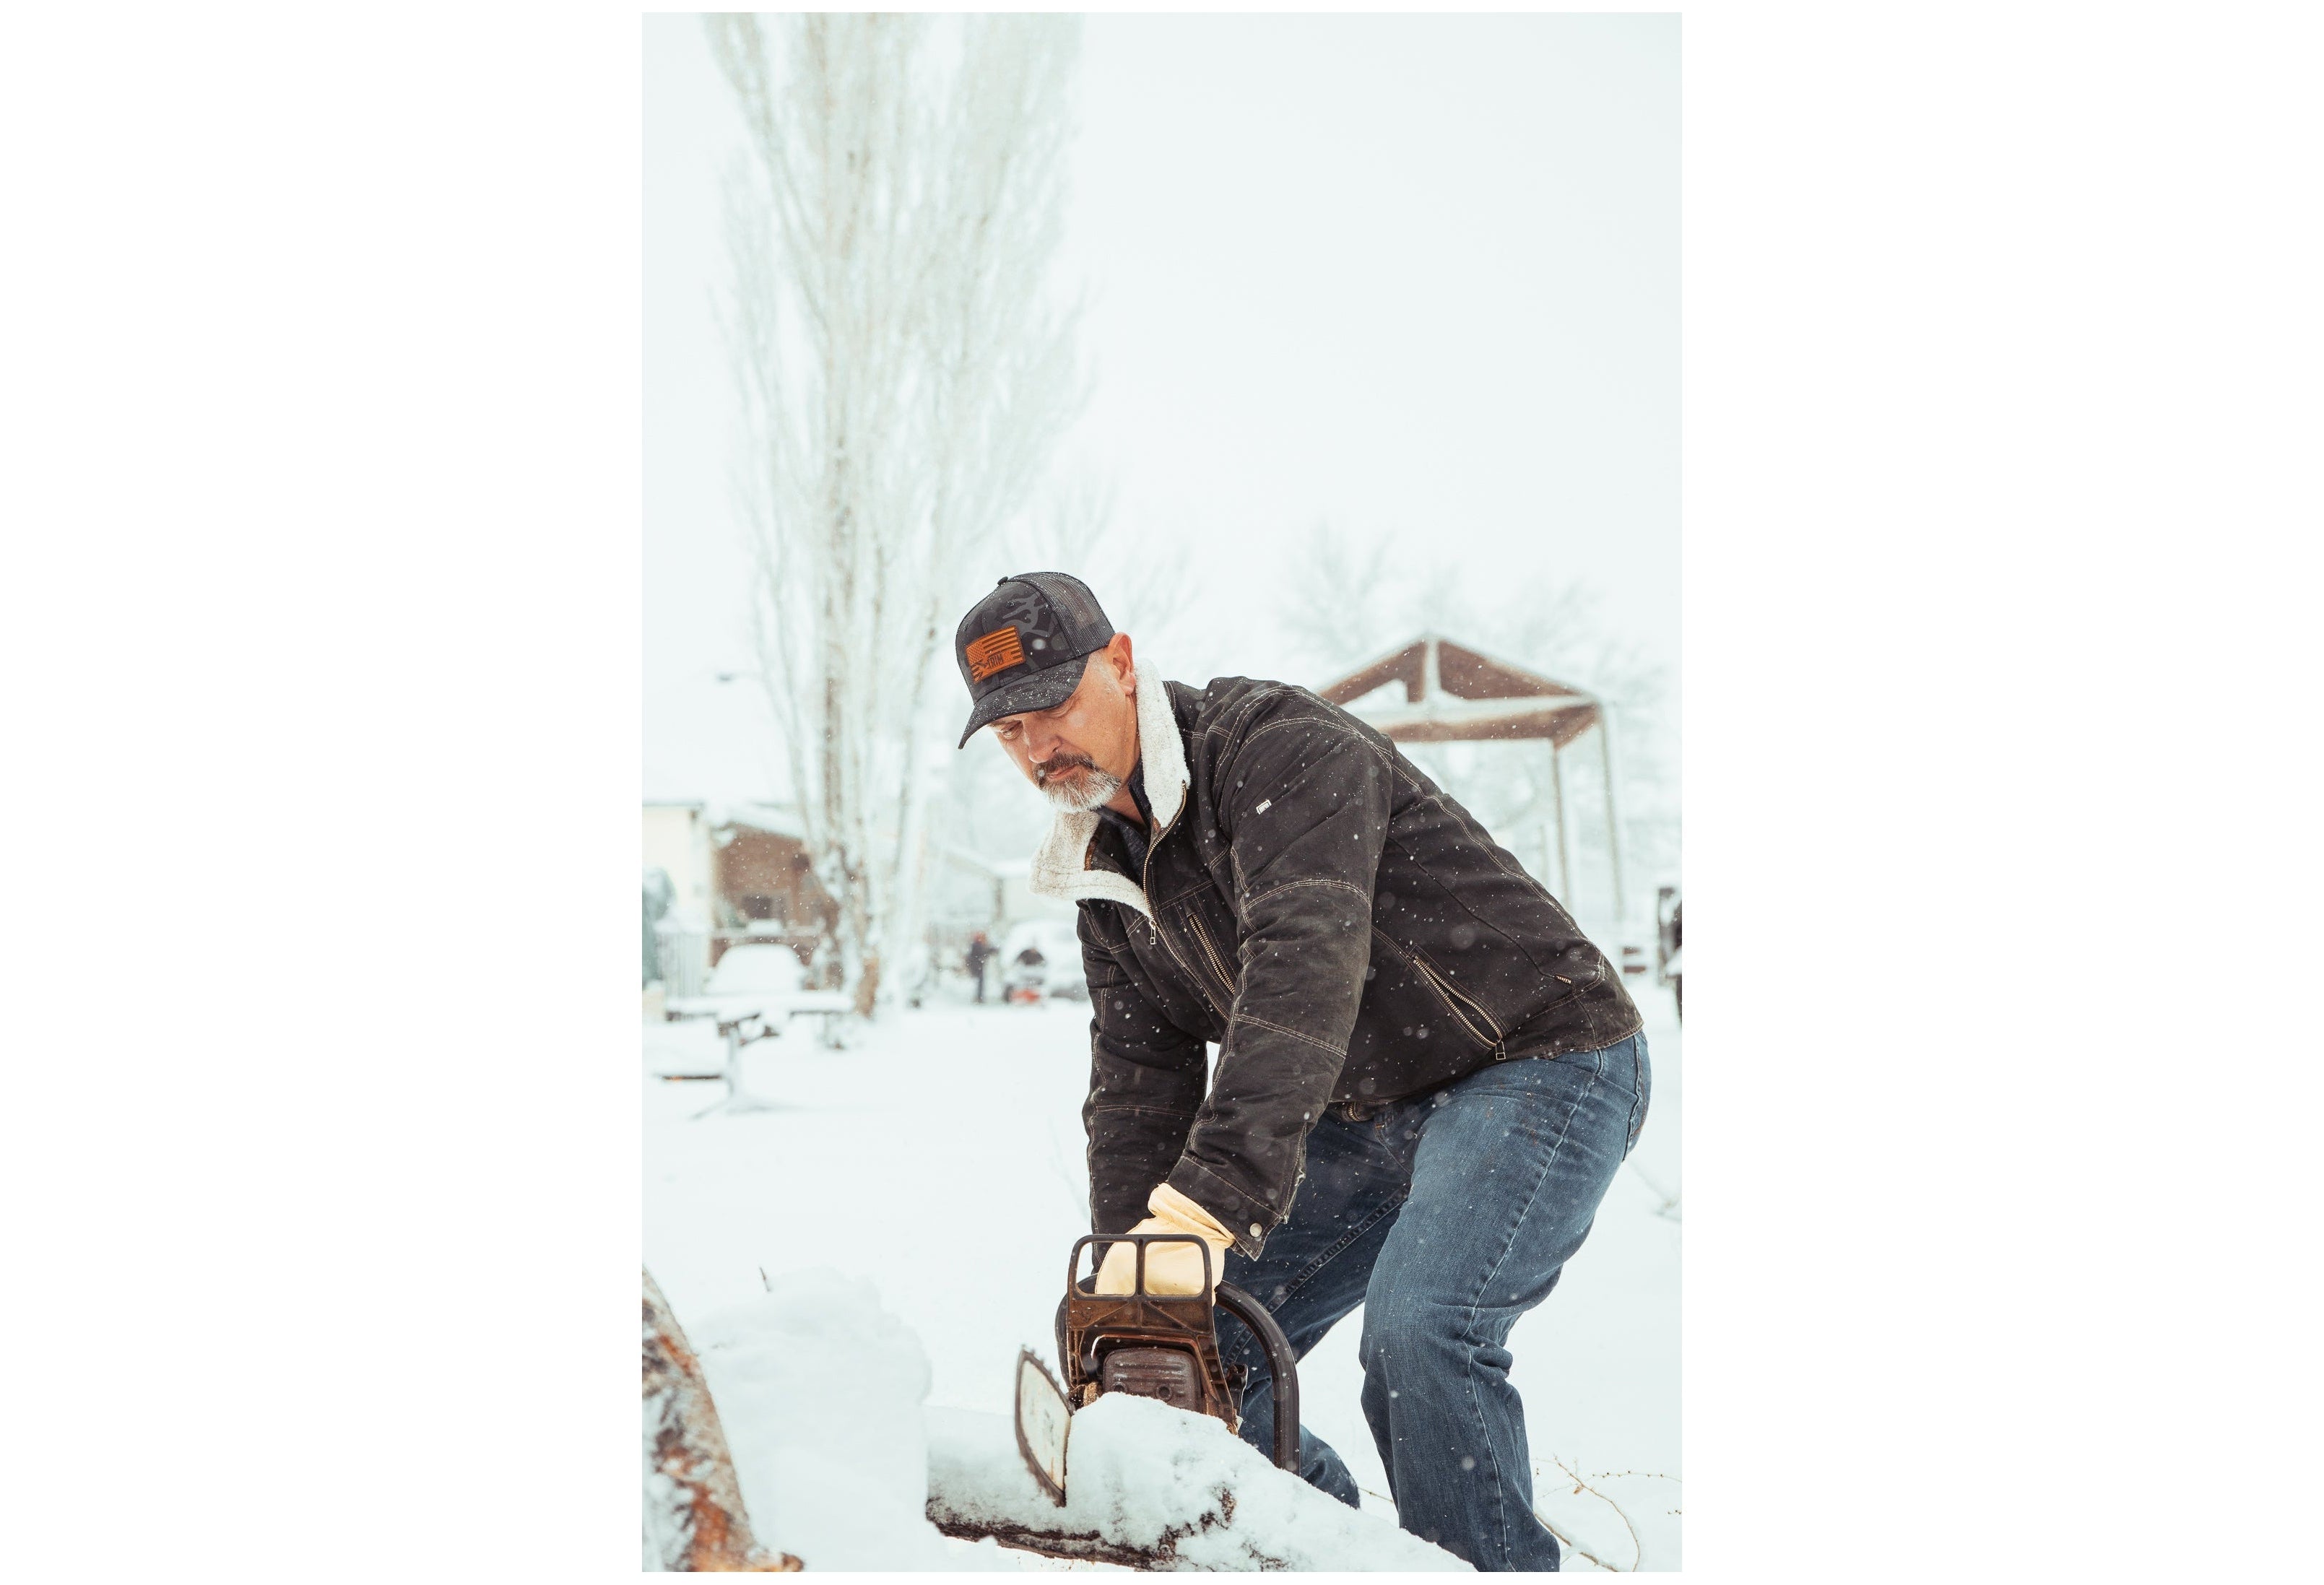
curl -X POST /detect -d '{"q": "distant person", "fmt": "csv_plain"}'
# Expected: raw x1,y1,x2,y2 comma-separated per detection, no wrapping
953,572,1647,1572
964,930,997,1004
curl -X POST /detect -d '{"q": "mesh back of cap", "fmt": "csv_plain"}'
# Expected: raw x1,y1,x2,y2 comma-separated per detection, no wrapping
1015,572,1114,646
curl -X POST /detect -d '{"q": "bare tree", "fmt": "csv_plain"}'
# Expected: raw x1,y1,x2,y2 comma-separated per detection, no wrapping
997,471,1200,655
708,14,1085,1017
1275,521,1399,676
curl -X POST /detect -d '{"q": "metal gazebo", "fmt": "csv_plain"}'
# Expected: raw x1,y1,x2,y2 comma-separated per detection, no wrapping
1318,633,1628,919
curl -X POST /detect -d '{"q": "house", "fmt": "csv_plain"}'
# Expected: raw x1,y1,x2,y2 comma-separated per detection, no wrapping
643,799,838,991
708,802,836,970
643,801,716,926
646,799,1081,996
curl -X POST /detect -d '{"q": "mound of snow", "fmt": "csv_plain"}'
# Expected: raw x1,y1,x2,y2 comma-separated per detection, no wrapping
929,1392,1470,1571
690,1269,955,1571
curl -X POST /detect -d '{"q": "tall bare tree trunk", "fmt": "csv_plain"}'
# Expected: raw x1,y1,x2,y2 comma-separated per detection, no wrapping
710,14,1084,1025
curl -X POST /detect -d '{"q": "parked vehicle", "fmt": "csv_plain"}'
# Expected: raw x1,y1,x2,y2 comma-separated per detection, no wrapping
1655,885,1682,1020
999,919,1088,1004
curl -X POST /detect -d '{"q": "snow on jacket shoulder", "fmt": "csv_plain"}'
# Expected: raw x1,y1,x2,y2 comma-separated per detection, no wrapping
1031,671,1642,1255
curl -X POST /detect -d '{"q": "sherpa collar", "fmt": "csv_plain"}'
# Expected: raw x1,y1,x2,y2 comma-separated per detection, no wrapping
1025,664,1187,922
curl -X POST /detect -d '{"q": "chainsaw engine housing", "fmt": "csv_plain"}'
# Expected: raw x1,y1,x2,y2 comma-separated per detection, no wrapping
1017,1235,1304,1505
1058,1234,1241,1430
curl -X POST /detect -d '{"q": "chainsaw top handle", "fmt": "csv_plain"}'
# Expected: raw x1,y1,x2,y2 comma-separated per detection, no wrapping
1067,1230,1215,1297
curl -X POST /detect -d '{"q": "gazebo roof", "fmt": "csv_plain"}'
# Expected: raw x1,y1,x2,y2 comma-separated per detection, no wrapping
1318,633,1602,747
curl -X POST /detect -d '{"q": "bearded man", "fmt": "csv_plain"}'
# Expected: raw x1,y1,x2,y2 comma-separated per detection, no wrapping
955,570,1649,1572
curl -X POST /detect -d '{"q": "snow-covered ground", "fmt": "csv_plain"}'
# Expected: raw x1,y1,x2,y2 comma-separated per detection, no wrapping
645,972,1681,1570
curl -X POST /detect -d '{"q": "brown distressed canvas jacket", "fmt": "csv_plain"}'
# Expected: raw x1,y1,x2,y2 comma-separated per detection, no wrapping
1028,668,1642,1256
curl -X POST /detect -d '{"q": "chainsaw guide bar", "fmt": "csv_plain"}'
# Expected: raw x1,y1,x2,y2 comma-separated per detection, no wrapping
1013,1348,1072,1506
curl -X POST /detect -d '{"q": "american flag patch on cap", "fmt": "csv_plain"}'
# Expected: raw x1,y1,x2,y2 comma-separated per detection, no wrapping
964,626,1026,681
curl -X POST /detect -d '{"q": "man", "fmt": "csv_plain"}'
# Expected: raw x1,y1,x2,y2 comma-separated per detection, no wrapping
955,572,1649,1572
965,929,997,1004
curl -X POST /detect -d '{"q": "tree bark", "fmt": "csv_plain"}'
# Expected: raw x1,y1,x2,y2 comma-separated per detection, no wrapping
643,1269,802,1572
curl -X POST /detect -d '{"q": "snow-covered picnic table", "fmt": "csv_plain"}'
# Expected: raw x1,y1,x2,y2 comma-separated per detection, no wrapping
664,988,855,1026
664,942,854,1040
659,945,857,1108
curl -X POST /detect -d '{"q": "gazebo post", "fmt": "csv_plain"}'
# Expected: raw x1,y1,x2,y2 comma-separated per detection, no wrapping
1549,739,1573,901
1317,635,1636,927
1595,700,1628,924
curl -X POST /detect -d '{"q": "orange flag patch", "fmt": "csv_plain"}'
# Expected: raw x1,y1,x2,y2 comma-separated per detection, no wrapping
965,626,1027,682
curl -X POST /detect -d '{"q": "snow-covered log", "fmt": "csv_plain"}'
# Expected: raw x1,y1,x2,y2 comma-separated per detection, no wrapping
926,1395,1471,1571
643,1270,802,1572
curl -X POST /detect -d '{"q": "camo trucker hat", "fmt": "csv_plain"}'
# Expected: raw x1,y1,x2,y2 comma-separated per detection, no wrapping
954,572,1116,747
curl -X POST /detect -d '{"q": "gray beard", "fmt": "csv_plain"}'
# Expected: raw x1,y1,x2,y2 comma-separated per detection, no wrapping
1040,766,1122,814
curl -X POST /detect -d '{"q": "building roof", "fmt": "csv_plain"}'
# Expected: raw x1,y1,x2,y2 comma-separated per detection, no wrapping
711,801,807,841
646,799,809,841
1319,633,1603,747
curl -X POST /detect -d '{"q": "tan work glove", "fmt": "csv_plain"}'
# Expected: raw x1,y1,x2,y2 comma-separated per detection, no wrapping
1093,1184,1236,1296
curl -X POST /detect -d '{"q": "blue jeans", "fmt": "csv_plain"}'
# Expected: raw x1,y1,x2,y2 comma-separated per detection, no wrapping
1217,1033,1650,1571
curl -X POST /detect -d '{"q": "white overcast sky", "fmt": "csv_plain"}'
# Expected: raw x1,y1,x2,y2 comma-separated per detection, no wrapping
644,14,1677,804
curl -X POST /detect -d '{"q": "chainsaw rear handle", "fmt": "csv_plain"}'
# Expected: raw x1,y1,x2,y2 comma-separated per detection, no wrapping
1064,1233,1301,1477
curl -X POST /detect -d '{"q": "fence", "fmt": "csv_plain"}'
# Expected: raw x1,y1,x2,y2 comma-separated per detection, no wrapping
654,919,710,998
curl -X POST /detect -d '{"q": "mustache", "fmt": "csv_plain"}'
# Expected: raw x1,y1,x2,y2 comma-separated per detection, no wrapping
1033,752,1099,787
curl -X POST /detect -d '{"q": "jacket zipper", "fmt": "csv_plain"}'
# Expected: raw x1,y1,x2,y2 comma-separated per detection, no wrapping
1130,765,1225,1017
1187,912,1237,1006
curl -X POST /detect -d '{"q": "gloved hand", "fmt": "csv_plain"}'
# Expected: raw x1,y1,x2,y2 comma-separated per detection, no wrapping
1093,1184,1236,1295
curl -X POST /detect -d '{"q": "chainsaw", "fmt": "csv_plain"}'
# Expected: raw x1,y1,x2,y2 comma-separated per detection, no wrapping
1015,1232,1301,1504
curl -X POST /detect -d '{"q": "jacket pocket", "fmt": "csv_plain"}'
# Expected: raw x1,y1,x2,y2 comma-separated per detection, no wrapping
1372,929,1501,1054
1408,943,1508,1046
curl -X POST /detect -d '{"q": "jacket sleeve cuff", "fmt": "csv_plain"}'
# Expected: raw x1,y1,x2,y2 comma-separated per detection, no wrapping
1147,1181,1234,1245
1166,1159,1276,1258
